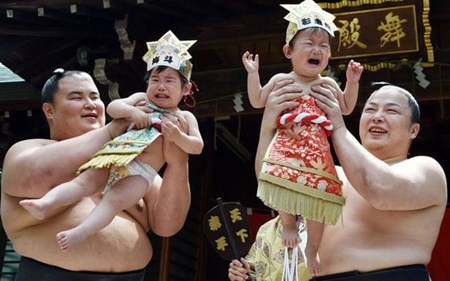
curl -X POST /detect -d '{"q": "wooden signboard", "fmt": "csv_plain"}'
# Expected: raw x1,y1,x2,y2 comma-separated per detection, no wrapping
320,0,433,71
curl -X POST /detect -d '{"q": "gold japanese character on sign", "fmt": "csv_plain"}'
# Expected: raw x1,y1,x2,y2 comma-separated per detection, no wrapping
229,208,243,223
337,18,367,52
208,215,222,231
378,12,407,48
235,228,249,243
215,236,228,251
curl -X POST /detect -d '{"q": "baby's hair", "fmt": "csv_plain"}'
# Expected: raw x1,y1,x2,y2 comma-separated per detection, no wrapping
146,66,189,87
288,27,332,48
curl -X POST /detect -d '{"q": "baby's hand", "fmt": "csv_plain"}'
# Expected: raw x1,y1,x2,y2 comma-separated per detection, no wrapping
161,117,182,143
242,51,259,73
134,99,153,114
346,60,364,83
130,109,151,129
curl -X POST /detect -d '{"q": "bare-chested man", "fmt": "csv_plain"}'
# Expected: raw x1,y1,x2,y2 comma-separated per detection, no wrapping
1,70,190,281
253,80,447,281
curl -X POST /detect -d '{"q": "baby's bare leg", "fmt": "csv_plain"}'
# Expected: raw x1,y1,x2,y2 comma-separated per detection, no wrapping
20,168,109,220
280,211,301,248
305,219,324,276
56,175,149,251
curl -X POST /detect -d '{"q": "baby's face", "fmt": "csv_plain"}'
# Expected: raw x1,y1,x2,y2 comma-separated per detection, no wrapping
286,28,331,78
146,67,186,110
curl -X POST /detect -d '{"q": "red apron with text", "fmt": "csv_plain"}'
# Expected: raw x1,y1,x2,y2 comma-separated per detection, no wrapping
257,95,345,225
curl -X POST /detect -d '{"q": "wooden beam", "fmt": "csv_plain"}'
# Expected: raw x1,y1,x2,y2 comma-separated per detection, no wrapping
115,0,180,16
69,4,115,21
0,100,40,111
0,24,117,38
36,6,87,25
5,9,51,25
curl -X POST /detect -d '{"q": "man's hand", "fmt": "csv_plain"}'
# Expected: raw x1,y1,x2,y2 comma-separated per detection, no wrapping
228,258,252,281
161,113,188,165
134,99,151,111
255,78,303,174
128,98,155,130
161,113,183,143
106,118,131,139
310,83,346,132
261,78,303,131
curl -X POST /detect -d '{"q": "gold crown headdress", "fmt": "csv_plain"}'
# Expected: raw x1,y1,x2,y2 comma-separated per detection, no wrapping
142,30,197,80
282,0,338,44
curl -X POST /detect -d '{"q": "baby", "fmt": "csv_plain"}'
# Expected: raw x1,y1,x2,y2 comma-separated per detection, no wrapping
242,0,363,276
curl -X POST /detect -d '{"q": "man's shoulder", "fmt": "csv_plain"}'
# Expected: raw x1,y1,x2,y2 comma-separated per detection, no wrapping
396,156,447,205
130,92,147,98
7,138,54,151
4,138,54,164
119,92,147,105
402,155,444,174
2,138,51,196
410,155,447,184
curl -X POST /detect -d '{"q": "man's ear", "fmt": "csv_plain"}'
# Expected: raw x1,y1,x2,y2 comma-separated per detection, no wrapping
410,123,420,139
42,103,53,120
282,44,292,59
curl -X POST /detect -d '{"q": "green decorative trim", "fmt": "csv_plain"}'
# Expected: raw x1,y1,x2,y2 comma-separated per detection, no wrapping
319,0,405,9
257,179,344,225
262,158,342,184
105,140,150,145
93,149,145,155
258,173,345,205
421,0,433,62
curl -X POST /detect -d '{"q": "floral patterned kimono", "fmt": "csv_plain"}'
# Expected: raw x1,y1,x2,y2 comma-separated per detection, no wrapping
257,94,345,225
78,104,169,174
246,216,309,281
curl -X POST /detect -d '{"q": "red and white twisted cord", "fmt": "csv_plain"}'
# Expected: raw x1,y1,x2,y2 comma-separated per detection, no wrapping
278,112,333,132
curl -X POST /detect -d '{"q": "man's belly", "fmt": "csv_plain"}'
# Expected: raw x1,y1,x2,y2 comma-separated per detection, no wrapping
9,197,152,272
319,231,431,275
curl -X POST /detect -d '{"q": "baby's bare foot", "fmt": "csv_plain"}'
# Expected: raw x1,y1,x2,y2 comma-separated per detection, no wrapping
282,226,301,248
56,230,87,252
19,200,48,220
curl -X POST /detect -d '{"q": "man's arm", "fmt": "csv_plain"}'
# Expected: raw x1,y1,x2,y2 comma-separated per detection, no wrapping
144,115,191,236
106,92,147,119
107,92,153,130
1,121,128,198
333,132,446,210
311,85,447,211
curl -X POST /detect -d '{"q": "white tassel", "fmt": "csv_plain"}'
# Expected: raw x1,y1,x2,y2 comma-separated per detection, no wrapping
282,247,299,281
